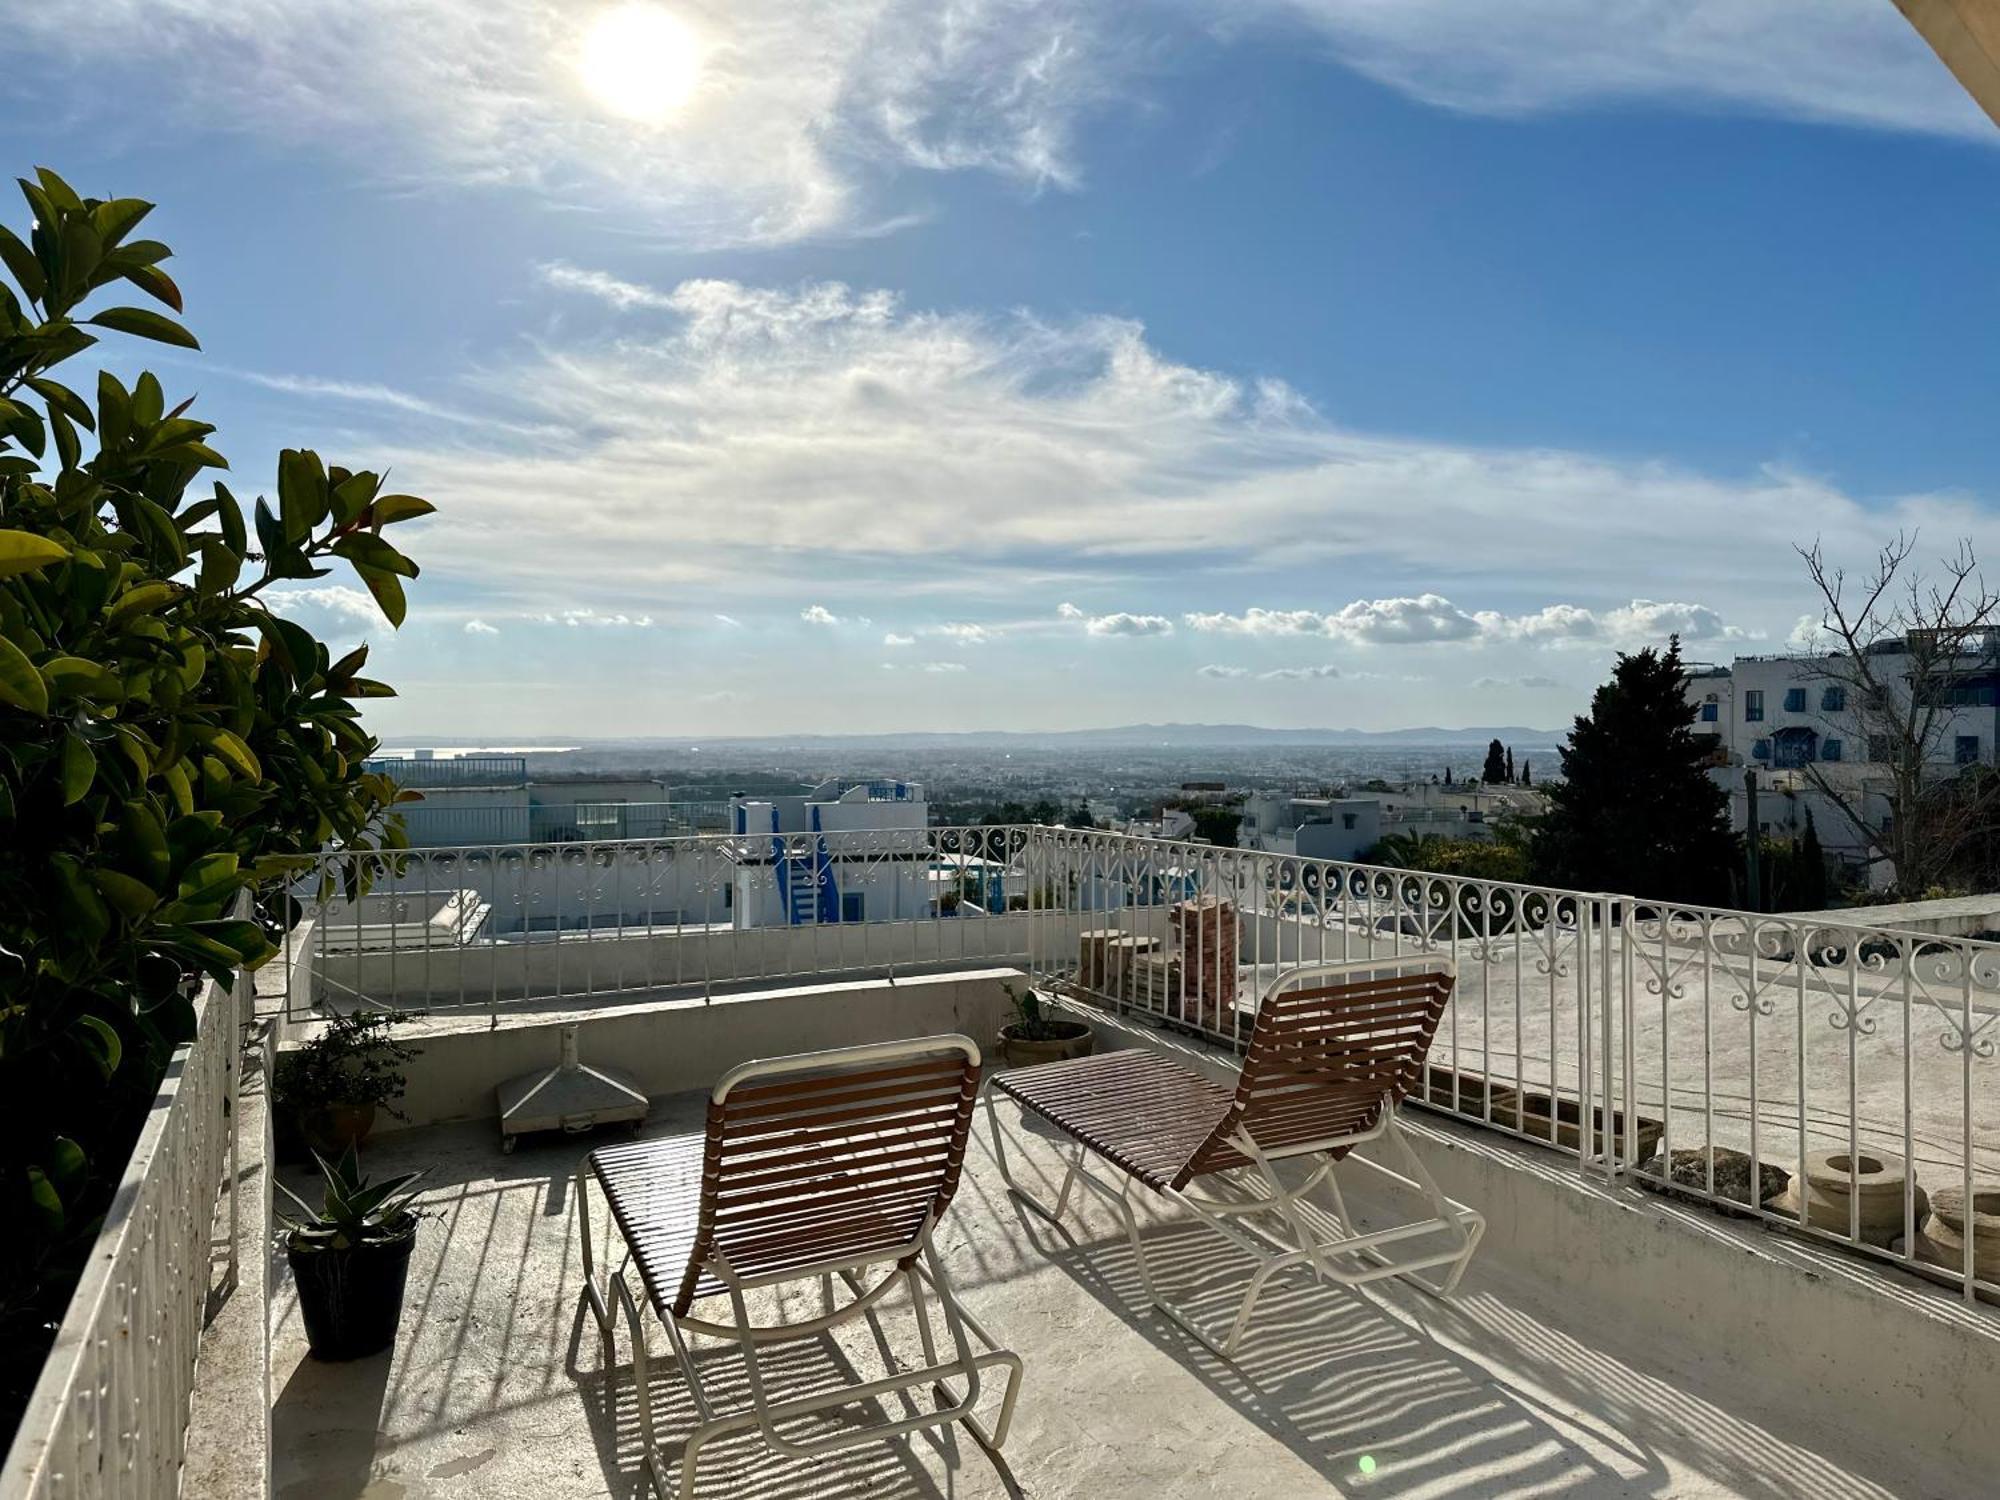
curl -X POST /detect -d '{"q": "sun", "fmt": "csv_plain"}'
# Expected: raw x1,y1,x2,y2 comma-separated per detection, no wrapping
578,3,702,123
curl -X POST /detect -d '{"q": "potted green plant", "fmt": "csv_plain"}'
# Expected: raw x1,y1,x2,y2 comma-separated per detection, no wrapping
279,1144,426,1360
996,982,1094,1066
274,1009,418,1158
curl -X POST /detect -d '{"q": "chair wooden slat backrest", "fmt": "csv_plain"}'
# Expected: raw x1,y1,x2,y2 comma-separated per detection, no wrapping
675,1036,982,1314
1178,958,1454,1186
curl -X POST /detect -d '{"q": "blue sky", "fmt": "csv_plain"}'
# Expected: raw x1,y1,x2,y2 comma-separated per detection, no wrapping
4,1,1996,736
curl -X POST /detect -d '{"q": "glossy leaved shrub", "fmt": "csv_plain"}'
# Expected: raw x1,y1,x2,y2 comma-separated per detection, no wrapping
0,168,427,1426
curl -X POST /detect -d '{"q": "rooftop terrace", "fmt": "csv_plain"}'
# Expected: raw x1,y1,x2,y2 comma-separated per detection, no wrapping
272,1062,1978,1500
11,825,1999,1500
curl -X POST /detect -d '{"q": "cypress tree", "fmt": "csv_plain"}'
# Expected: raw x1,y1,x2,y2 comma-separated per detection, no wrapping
1530,637,1739,905
1505,746,1516,783
1482,738,1507,783
1521,758,1532,786
1797,807,1829,910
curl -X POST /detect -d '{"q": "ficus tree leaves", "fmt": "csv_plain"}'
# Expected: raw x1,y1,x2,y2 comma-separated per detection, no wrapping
0,166,431,1417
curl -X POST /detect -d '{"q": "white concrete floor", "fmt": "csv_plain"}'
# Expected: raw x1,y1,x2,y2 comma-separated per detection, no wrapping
273,1091,1967,1500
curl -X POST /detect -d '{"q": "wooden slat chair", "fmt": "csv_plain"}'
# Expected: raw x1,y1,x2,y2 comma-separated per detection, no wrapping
985,957,1484,1357
575,1035,1022,1499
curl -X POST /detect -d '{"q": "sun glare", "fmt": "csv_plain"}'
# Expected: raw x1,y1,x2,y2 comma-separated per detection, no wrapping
578,3,702,123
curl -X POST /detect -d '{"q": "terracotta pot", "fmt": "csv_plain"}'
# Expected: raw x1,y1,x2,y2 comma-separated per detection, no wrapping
997,1021,1094,1067
300,1102,378,1159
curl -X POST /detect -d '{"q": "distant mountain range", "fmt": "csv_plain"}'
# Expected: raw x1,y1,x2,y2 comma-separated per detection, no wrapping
394,722,1570,752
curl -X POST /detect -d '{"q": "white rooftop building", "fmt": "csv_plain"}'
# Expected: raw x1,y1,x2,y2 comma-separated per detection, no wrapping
1684,638,2000,883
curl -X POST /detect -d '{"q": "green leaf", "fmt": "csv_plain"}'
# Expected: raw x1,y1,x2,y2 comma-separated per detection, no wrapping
354,567,407,628
215,482,246,554
332,533,418,577
60,731,96,805
186,918,273,964
0,222,45,300
331,470,378,527
197,542,242,595
33,167,83,214
197,728,261,782
47,1138,86,1195
92,868,157,920
74,1014,122,1079
26,377,93,430
122,264,182,313
40,656,115,698
107,581,180,622
85,306,199,349
26,1168,63,1234
120,799,172,886
371,494,435,527
0,530,69,577
89,197,152,251
277,449,329,539
161,762,194,817
48,406,79,471
0,635,49,715
132,371,164,428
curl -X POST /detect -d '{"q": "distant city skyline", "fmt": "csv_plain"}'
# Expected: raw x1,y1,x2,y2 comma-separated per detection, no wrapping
5,2,1996,736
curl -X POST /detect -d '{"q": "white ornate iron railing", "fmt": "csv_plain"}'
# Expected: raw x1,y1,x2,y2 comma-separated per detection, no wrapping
0,966,244,1500
292,823,1999,1303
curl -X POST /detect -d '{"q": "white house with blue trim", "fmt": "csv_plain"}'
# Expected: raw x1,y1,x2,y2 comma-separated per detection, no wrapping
724,780,934,927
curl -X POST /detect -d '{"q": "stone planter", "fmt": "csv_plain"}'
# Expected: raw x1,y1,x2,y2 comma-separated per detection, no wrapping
1636,1147,1790,1219
300,1102,377,1159
1915,1185,2000,1293
1769,1149,1925,1248
997,1020,1094,1067
1416,1067,1518,1123
1509,1090,1665,1162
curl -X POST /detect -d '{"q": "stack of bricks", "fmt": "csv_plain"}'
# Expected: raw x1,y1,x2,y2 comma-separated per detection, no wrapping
1170,895,1238,1031
1126,951,1183,1010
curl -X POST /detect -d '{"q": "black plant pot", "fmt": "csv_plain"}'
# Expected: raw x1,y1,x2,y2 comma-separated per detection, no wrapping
287,1224,417,1361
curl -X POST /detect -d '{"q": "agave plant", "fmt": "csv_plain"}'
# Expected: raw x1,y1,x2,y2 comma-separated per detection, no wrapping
278,1144,426,1251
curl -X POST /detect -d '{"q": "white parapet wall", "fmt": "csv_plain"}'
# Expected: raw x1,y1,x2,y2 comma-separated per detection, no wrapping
361,967,1022,1131
311,911,1046,1012
1071,1003,2000,1477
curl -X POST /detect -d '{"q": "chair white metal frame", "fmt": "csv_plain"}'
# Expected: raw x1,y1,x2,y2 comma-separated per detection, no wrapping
986,956,1485,1358
573,1034,1023,1498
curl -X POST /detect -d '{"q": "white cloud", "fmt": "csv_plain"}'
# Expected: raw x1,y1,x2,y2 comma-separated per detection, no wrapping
883,632,916,646
540,262,680,310
265,584,388,625
1185,597,1479,643
1788,614,1832,651
922,660,969,673
1197,664,1251,678
1258,0,1984,143
1261,664,1341,680
463,618,500,635
1475,674,1565,690
535,608,654,628
1084,611,1175,637
325,275,1990,638
800,604,841,626
10,0,1115,248
928,622,990,645
714,613,743,627
1189,595,1748,648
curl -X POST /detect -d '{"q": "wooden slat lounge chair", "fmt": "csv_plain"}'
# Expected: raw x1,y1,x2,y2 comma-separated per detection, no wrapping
574,1034,1022,1499
985,956,1484,1357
